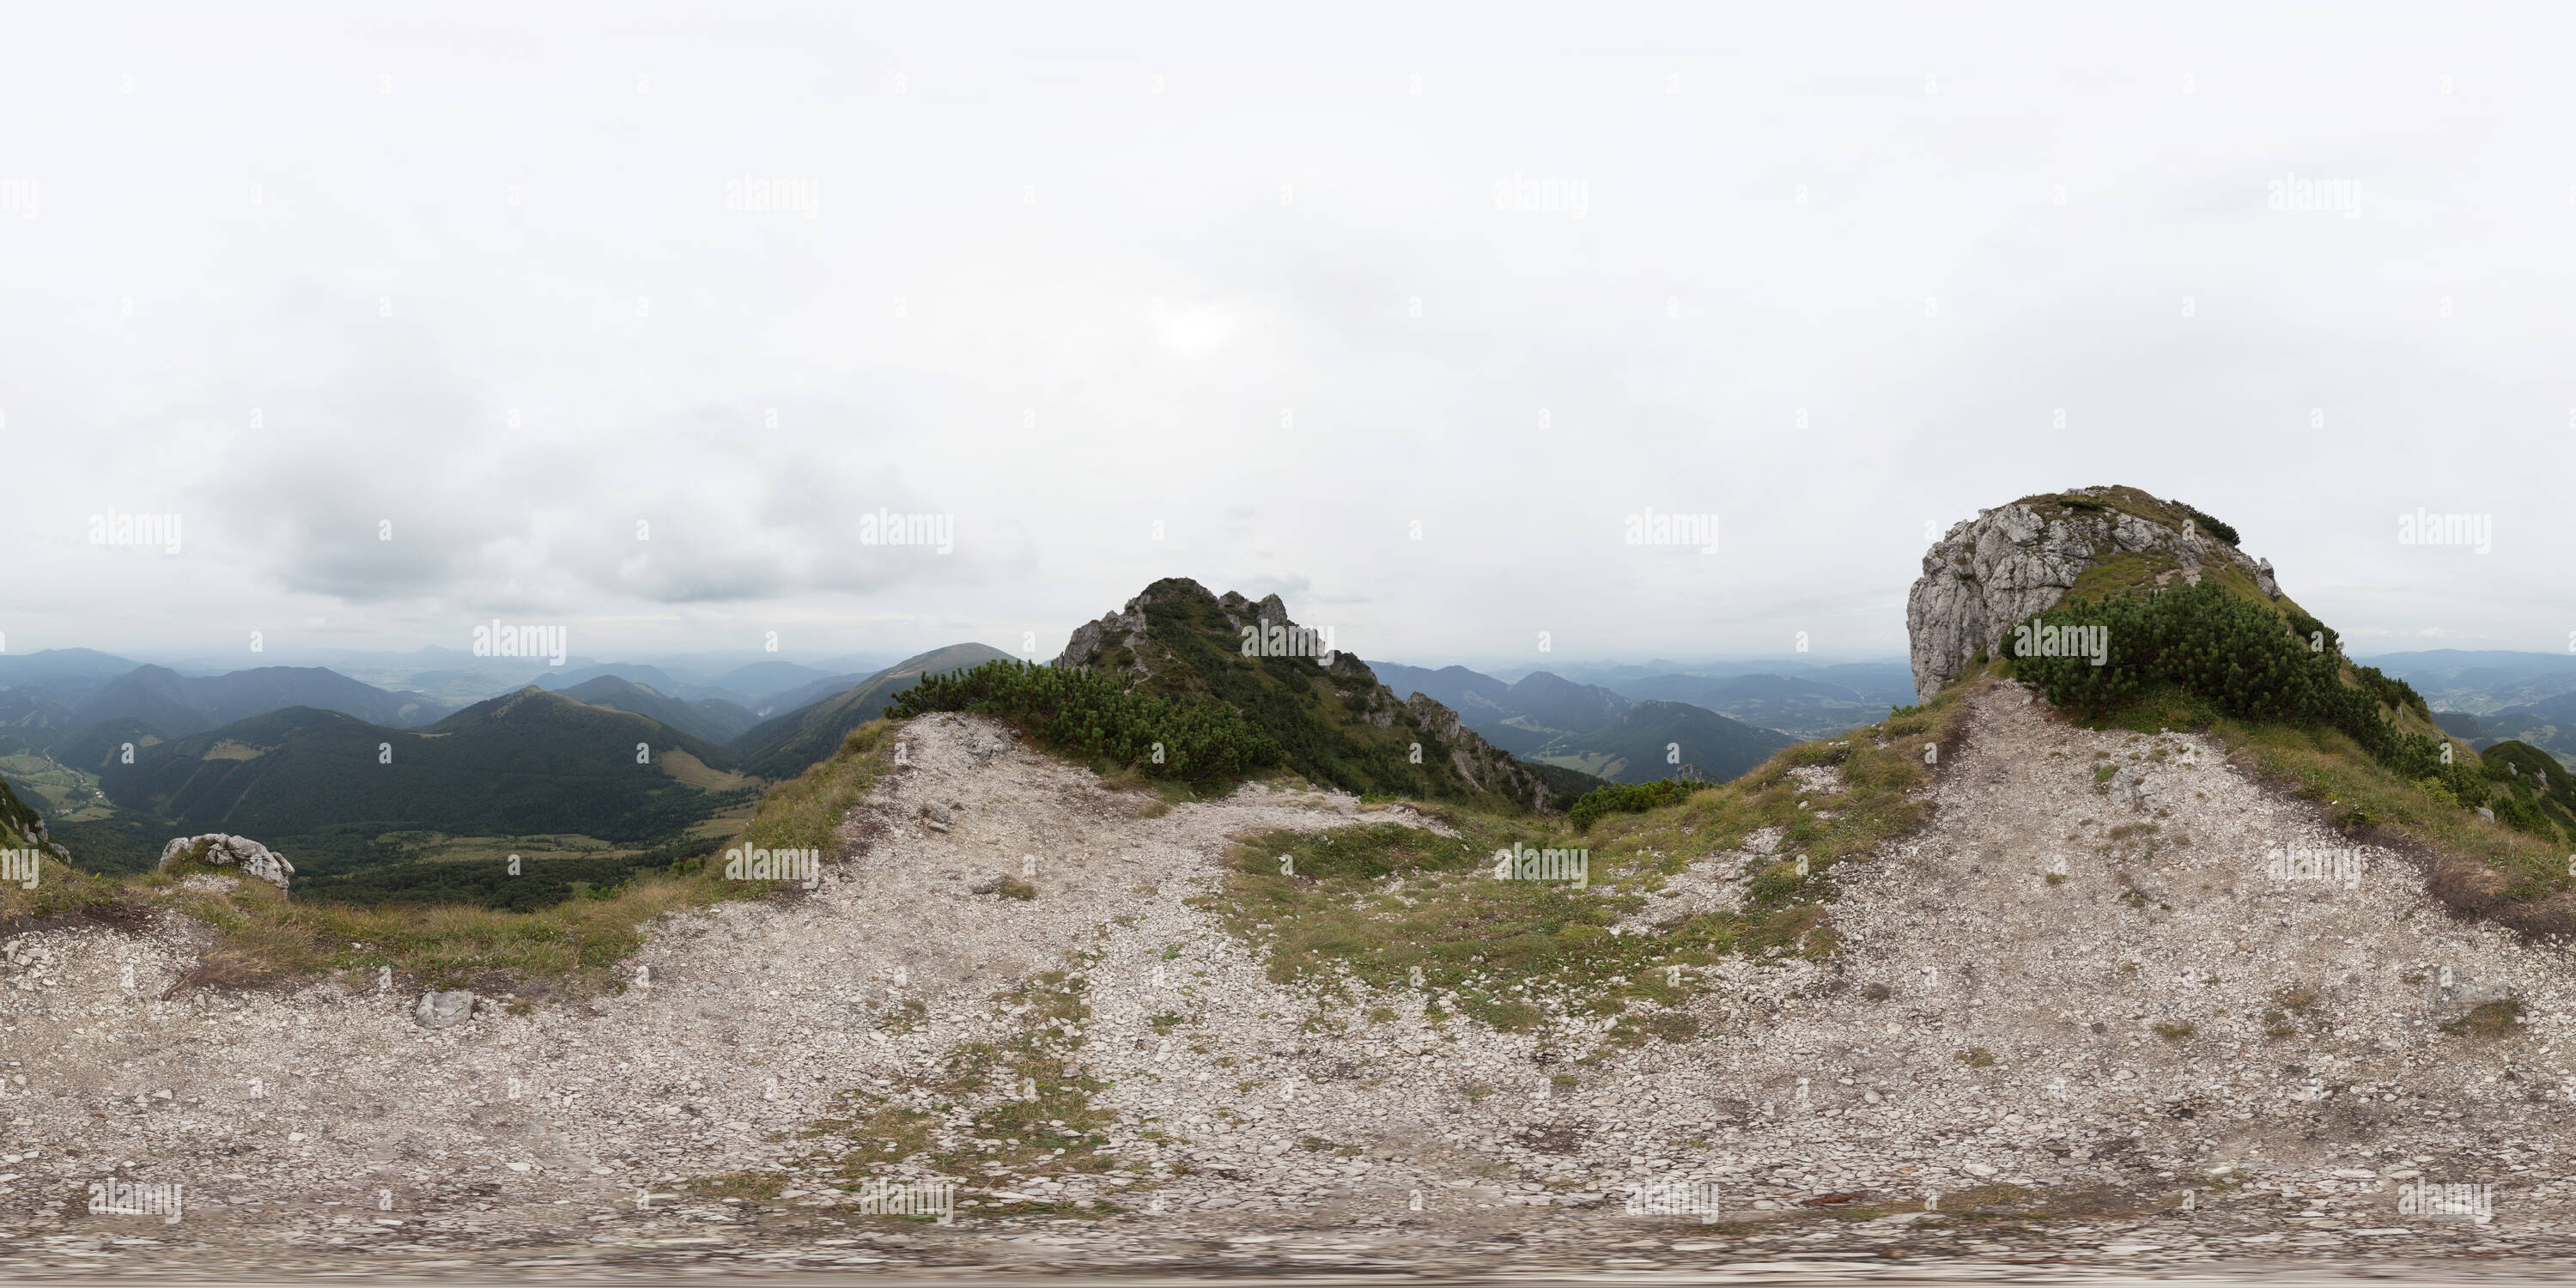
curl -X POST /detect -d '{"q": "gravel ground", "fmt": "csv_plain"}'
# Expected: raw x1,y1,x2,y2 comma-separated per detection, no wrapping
7,690,2576,1278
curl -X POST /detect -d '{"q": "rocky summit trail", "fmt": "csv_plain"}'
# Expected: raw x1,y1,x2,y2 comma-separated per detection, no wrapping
7,690,2576,1279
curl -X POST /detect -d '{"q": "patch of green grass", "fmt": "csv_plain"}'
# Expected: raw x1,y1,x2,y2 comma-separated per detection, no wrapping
1197,675,1981,1040
685,1170,788,1200
791,968,1131,1219
0,849,127,931
2065,550,2184,605
740,720,898,856
878,997,930,1036
2442,998,2524,1036
1956,1047,1996,1067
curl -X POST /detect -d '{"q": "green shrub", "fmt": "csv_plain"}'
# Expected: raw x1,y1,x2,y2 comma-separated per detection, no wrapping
2009,580,2445,781
2352,663,2427,718
2492,789,2561,841
2176,502,2240,546
2284,607,2338,657
889,659,1279,783
1568,778,1706,831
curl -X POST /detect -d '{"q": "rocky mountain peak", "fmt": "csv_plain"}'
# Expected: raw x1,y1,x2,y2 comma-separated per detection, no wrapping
1054,578,1566,811
1905,486,2282,703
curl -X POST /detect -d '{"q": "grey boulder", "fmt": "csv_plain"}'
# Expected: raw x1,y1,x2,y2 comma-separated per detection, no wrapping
157,834,295,890
414,991,477,1029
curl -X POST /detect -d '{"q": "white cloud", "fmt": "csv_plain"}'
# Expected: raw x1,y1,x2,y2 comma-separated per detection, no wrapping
0,2,2568,663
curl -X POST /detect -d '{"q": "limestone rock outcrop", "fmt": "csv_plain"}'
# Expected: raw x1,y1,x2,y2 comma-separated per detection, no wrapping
157,834,295,890
1905,488,2283,704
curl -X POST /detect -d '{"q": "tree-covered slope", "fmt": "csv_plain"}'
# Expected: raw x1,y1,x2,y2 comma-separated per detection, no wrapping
1534,699,1798,786
98,691,741,845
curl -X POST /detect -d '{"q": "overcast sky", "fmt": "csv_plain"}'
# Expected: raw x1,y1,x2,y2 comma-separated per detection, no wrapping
4,2,2569,671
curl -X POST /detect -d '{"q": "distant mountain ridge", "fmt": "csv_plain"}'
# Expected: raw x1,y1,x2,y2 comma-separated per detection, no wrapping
755,671,880,717
714,661,836,702
0,665,453,773
732,644,1017,780
556,676,760,745
1370,659,1810,784
91,688,747,862
1528,699,1795,786
0,648,142,685
74,665,451,737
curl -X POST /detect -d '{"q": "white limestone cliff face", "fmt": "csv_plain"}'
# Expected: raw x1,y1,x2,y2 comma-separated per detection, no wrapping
1905,490,2281,703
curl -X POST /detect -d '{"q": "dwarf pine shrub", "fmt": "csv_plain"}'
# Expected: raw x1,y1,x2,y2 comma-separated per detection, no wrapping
890,659,1280,783
1570,777,1705,831
2007,580,2446,780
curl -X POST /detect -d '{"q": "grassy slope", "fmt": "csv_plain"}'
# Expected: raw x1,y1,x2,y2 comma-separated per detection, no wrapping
0,720,899,999
1196,676,1979,1045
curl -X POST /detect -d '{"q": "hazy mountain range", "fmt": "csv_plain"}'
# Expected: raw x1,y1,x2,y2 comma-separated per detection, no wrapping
0,644,1010,890
1366,661,1798,785
2361,651,2576,768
